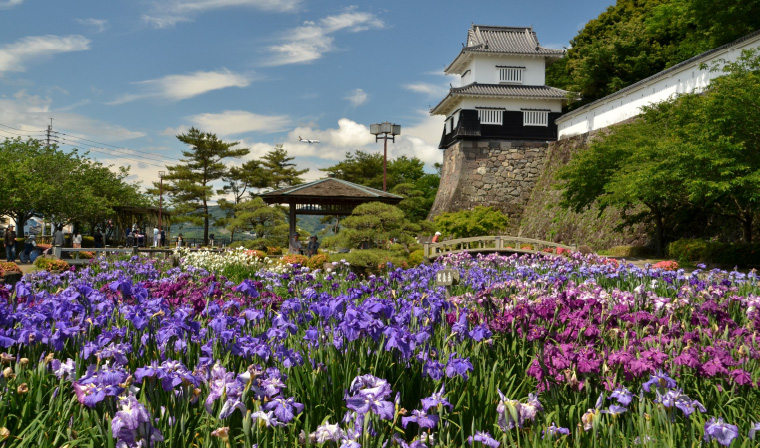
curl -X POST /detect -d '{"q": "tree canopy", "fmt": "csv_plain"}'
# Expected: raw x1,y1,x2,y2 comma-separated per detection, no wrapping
0,137,146,231
557,50,760,253
547,0,760,107
157,128,249,244
433,206,510,239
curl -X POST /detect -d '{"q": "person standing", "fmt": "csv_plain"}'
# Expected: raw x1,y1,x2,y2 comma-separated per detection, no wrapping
53,226,65,247
177,233,183,248
289,234,302,255
72,231,82,248
432,231,441,243
307,235,320,256
160,228,166,247
21,234,36,263
4,225,17,262
153,226,159,247
94,229,103,248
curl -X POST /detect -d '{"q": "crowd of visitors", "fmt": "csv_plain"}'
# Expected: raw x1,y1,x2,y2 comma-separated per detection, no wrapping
289,233,321,256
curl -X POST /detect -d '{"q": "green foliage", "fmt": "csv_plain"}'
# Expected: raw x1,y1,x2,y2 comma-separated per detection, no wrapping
0,138,147,230
226,197,289,249
433,206,509,238
668,238,760,268
260,144,307,190
328,202,419,250
608,245,653,258
33,257,70,271
558,50,760,253
157,127,249,244
321,151,440,223
407,248,425,266
547,0,760,107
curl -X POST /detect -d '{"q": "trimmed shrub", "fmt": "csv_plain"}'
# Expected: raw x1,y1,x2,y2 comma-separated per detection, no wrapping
329,249,407,276
34,257,70,271
280,254,308,266
608,245,653,258
407,249,425,266
306,253,329,271
667,238,760,268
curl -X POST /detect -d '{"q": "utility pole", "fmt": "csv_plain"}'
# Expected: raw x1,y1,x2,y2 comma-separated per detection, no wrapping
46,118,53,148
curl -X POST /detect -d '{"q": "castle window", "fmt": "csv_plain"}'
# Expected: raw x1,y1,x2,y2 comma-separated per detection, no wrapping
477,108,504,125
497,66,524,83
523,109,549,127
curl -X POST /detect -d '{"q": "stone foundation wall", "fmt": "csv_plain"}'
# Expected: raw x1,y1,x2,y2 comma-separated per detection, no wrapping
428,139,549,221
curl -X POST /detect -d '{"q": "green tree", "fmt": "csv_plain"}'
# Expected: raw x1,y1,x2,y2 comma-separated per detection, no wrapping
433,206,509,239
216,159,271,240
157,128,249,244
226,197,288,248
261,144,307,190
330,202,419,250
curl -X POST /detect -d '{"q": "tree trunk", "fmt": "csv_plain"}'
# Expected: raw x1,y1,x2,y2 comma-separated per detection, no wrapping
203,199,209,246
742,212,753,243
653,208,664,257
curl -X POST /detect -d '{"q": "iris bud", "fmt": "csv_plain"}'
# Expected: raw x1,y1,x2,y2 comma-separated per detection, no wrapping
17,383,28,394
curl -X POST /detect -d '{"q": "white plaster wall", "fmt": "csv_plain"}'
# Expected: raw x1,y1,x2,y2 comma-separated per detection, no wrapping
457,96,563,113
557,35,760,139
459,55,546,86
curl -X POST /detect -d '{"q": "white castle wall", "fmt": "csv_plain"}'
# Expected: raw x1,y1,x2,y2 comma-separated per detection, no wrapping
557,32,760,139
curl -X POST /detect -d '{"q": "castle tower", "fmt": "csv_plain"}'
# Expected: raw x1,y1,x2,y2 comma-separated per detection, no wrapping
428,25,570,220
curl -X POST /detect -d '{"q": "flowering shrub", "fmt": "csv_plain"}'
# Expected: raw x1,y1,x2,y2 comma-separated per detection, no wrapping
32,257,70,271
0,261,21,274
305,253,328,271
266,246,282,256
652,260,679,271
279,254,308,266
520,244,534,250
0,252,759,447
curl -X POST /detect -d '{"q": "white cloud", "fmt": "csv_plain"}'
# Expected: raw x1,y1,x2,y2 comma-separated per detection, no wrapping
77,18,109,33
109,69,251,104
143,0,301,28
403,82,448,98
0,35,90,74
345,88,367,107
266,9,384,66
184,110,291,135
0,0,23,8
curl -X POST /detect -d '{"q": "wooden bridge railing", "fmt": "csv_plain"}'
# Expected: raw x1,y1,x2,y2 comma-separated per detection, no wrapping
423,235,576,260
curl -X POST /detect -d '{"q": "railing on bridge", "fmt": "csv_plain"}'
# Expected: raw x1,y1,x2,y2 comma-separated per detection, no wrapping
423,235,576,260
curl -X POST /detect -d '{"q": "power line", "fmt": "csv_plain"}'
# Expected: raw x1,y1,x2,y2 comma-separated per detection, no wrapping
54,134,172,165
0,128,46,140
0,122,47,133
51,130,184,162
55,141,166,168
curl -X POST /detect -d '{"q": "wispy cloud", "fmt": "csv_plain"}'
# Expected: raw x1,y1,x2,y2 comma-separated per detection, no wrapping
143,0,301,28
77,18,109,33
169,110,291,136
345,88,367,107
0,0,24,8
0,35,90,74
403,82,448,97
108,69,251,104
266,9,384,66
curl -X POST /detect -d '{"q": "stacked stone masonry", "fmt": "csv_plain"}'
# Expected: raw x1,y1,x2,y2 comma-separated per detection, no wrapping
427,139,548,220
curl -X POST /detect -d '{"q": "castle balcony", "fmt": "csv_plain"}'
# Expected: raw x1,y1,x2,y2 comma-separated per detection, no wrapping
439,108,562,148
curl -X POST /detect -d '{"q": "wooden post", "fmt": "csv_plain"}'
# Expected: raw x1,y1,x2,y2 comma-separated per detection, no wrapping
289,201,296,238
495,236,501,250
424,242,430,260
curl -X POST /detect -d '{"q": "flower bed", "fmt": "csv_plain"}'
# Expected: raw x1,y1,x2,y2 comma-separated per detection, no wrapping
0,252,758,447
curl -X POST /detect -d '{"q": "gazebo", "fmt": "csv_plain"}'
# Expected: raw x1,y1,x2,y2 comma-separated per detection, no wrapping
112,206,172,245
260,178,403,236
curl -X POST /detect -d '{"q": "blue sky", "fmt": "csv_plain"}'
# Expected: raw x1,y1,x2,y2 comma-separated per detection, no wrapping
0,0,614,190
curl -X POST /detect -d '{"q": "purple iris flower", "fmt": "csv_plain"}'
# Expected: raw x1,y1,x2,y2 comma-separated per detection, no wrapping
445,356,473,380
251,410,285,427
750,422,760,440
422,360,444,381
421,385,453,412
468,324,492,342
72,382,106,407
602,404,627,416
234,279,260,298
610,386,633,406
345,393,395,420
51,358,76,380
642,370,677,393
262,396,304,423
542,422,570,439
468,431,500,447
703,417,739,446
656,388,706,417
401,409,439,429
111,395,164,448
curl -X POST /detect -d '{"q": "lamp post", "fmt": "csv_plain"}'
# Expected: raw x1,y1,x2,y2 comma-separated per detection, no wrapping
158,171,165,236
369,122,401,191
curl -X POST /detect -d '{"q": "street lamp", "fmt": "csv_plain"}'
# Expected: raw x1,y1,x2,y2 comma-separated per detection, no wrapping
370,122,401,191
158,171,165,239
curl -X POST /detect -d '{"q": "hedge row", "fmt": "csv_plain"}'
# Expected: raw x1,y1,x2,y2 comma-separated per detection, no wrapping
667,239,760,268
